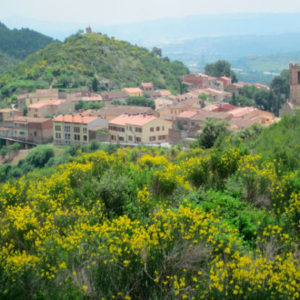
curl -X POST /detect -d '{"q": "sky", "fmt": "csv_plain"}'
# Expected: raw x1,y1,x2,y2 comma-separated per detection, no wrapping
2,0,300,25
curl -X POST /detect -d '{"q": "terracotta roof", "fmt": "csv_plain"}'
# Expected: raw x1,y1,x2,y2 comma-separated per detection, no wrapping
5,116,51,123
141,82,153,88
110,114,157,126
218,76,231,81
212,104,237,112
191,111,231,122
122,87,143,94
101,91,128,101
53,114,98,124
28,99,65,109
228,107,256,118
0,108,21,113
99,105,157,117
177,111,197,119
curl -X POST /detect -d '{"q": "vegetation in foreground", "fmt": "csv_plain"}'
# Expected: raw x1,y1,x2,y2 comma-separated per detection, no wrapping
0,113,299,299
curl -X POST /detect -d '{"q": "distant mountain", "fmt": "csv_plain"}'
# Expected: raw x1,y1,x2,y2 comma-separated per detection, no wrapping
4,12,300,43
0,32,189,97
100,13,300,45
0,22,55,60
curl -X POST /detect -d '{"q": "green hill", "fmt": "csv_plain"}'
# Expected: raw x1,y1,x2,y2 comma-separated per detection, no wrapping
0,50,19,75
0,32,189,97
0,22,55,60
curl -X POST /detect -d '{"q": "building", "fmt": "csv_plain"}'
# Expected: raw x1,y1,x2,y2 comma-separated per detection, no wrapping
203,88,232,103
28,100,75,118
289,62,300,106
180,74,223,91
109,113,172,144
17,89,59,109
175,110,232,135
62,91,102,103
3,117,53,144
100,91,128,103
141,82,153,92
217,76,232,89
98,105,159,121
154,98,174,110
122,87,143,97
230,109,277,130
53,114,108,145
0,109,23,126
151,89,172,98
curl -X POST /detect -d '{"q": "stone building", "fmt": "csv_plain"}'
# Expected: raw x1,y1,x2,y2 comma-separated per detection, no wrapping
280,63,300,115
289,62,300,106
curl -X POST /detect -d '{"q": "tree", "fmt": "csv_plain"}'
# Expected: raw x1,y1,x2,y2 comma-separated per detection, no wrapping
91,77,99,92
126,96,155,109
205,60,238,82
270,69,290,99
151,47,162,57
197,118,230,148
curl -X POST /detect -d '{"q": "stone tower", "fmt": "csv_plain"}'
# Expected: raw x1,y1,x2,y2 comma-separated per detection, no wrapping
86,26,92,34
289,62,300,106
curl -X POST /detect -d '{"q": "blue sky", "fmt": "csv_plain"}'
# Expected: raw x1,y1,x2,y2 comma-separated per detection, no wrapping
2,0,300,25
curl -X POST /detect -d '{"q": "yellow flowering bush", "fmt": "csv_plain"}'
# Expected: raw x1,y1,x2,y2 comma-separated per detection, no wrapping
0,147,298,299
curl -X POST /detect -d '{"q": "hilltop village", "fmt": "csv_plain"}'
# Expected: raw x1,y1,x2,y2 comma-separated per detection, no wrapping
0,72,279,148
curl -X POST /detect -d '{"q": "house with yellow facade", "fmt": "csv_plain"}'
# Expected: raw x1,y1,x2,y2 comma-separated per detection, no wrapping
109,113,172,144
53,114,108,145
122,87,143,97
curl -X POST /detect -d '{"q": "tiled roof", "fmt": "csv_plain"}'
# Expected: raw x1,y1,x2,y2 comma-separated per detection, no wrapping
109,114,157,126
53,114,98,124
141,82,153,87
99,105,157,116
5,116,51,123
177,111,197,119
0,108,21,113
28,100,65,109
122,87,143,94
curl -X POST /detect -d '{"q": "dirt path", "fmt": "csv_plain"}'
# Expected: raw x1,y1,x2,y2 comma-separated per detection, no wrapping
0,149,31,165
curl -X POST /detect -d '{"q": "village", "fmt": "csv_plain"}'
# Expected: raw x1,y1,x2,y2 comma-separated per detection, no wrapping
0,72,279,148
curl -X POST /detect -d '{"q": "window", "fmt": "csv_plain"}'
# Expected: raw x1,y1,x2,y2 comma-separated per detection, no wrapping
74,127,80,133
298,71,300,84
83,128,87,134
74,134,80,141
159,135,166,141
83,135,87,141
150,127,154,132
119,137,124,142
111,135,116,141
64,126,71,132
136,137,141,142
56,133,61,139
128,135,133,141
149,136,156,141
55,125,61,131
34,131,37,137
65,133,71,140
129,126,132,131
135,127,142,133
156,126,160,131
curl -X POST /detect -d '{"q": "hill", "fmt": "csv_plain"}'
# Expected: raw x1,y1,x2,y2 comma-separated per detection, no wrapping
0,32,189,97
0,50,18,75
0,22,55,60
